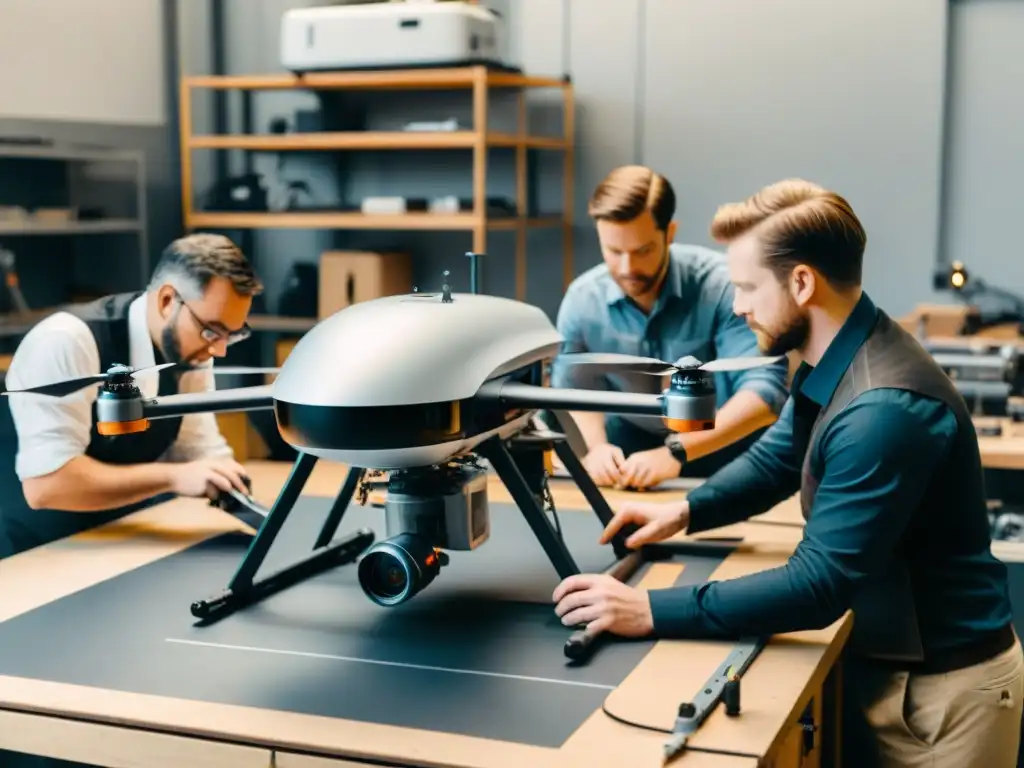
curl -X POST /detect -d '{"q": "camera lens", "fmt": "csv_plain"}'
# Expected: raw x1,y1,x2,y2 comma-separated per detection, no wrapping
357,532,442,607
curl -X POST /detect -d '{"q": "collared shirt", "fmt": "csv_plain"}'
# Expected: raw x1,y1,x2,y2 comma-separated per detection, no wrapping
5,293,232,481
549,243,789,434
647,293,1013,651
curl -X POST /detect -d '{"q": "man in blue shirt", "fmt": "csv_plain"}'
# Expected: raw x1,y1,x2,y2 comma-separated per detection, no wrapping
552,178,1023,766
550,165,789,489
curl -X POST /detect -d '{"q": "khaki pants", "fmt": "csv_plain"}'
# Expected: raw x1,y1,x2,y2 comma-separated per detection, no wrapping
843,637,1024,767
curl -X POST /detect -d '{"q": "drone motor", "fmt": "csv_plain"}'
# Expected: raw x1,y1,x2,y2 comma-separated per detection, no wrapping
357,461,490,607
661,368,717,433
94,364,150,436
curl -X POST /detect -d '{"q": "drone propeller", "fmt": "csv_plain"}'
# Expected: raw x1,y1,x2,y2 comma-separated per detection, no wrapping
210,366,282,376
1,363,281,398
558,352,784,376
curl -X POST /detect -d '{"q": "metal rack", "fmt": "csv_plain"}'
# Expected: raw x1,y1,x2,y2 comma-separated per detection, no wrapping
0,141,149,338
177,65,576,300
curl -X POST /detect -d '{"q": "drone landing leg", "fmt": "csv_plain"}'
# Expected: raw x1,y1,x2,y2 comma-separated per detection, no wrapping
190,453,374,624
477,435,580,580
545,412,638,560
313,466,365,548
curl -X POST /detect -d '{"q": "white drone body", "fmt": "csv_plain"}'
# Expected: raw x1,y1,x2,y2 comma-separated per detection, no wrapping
272,290,563,469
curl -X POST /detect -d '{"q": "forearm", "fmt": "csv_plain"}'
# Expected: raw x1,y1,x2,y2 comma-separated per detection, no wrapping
684,402,802,534
23,455,175,512
571,411,609,449
684,453,798,533
647,547,847,639
677,390,778,463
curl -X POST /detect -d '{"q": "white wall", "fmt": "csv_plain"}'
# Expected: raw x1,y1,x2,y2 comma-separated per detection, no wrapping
0,0,166,125
941,0,1024,297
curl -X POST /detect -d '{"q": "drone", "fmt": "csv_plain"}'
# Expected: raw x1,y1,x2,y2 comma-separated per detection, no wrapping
3,264,781,661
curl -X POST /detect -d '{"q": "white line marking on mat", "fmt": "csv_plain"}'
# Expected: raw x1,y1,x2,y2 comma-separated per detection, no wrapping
165,638,616,690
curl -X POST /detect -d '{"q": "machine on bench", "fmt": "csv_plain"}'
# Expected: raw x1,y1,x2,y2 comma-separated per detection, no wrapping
927,260,1024,426
930,261,1024,541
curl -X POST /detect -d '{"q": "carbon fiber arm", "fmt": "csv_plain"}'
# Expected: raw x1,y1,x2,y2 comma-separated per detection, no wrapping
142,385,275,420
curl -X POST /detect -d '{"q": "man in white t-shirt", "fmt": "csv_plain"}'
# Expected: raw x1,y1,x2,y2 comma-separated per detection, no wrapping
0,233,260,557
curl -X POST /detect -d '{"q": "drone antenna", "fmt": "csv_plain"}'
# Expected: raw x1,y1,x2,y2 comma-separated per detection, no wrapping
465,251,483,295
441,270,453,303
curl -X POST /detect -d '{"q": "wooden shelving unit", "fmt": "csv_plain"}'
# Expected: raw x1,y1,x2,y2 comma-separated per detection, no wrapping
178,65,575,300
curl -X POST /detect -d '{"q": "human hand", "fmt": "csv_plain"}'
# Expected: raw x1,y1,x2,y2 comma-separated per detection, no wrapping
552,574,654,638
601,499,690,549
618,446,681,490
168,457,251,499
582,442,626,487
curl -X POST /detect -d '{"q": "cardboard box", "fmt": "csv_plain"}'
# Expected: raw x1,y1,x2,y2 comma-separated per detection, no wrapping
318,250,414,319
217,412,269,462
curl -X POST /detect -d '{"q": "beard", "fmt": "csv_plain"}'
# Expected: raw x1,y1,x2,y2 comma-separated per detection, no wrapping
159,308,204,370
751,303,810,357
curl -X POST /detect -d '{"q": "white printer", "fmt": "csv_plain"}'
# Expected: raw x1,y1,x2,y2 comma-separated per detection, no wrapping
280,1,510,74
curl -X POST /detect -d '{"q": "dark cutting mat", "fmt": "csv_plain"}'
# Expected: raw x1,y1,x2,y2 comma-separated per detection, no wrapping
0,497,733,748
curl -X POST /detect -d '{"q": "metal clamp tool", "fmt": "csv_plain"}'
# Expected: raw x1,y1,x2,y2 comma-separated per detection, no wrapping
662,636,766,763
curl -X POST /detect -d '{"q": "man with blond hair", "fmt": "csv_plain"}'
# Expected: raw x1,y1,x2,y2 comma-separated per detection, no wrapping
552,179,1024,766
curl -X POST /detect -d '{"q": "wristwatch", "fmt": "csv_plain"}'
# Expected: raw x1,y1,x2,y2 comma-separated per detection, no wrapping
665,433,688,467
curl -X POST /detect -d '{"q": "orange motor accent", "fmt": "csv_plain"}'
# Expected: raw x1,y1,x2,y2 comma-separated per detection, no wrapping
96,418,150,436
663,417,715,433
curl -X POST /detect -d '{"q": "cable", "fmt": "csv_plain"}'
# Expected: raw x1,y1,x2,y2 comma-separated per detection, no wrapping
600,704,760,760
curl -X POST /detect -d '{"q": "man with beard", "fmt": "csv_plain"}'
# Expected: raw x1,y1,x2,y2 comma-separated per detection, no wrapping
550,165,789,489
552,179,1023,767
0,233,259,558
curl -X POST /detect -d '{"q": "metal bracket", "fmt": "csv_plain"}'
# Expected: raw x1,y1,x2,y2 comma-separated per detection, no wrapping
662,637,767,763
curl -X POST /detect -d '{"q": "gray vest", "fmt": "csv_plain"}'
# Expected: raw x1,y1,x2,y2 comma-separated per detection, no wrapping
799,310,983,662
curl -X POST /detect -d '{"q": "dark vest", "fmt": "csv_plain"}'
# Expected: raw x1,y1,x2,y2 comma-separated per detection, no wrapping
799,309,994,663
0,292,184,557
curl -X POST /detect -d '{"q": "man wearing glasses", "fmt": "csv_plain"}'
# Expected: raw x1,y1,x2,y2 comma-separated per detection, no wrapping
0,233,262,558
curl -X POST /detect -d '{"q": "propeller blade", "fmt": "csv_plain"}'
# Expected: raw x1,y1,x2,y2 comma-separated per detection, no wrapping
698,355,785,373
558,352,675,375
210,366,282,375
2,373,109,397
2,361,179,398
128,362,181,377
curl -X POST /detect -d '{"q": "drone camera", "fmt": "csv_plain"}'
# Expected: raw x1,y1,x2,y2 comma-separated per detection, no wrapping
382,462,490,551
357,462,489,607
357,532,449,607
661,369,717,433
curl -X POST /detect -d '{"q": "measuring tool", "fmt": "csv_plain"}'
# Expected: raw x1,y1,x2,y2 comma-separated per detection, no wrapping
662,636,766,763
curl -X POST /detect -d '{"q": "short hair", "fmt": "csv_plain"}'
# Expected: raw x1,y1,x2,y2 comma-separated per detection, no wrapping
709,179,866,289
588,165,676,231
149,233,263,300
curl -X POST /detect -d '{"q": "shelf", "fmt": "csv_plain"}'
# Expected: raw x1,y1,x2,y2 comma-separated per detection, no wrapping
0,309,315,339
0,144,143,163
178,64,575,301
181,67,568,92
186,211,563,231
188,131,568,152
0,218,142,236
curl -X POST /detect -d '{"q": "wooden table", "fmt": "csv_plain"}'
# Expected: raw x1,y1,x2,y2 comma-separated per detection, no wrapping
0,460,849,768
974,418,1024,471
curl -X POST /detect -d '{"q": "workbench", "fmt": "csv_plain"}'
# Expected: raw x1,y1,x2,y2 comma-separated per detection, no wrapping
0,460,849,768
